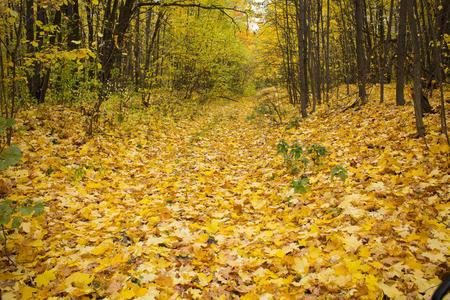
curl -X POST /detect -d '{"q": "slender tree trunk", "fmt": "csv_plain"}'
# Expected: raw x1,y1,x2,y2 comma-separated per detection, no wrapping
316,0,322,104
355,0,367,104
423,0,449,143
325,0,330,104
408,0,425,137
67,0,81,50
144,9,153,75
381,0,395,103
295,0,308,117
338,0,350,95
25,1,51,104
378,0,385,103
395,0,407,105
86,0,94,47
134,8,141,89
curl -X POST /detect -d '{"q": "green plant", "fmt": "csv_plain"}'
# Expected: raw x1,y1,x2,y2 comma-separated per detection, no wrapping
0,200,44,228
277,141,333,195
290,176,310,194
307,143,327,165
276,140,289,156
285,116,302,130
73,164,87,182
0,118,22,170
331,164,347,182
0,120,44,267
276,140,311,175
249,101,286,124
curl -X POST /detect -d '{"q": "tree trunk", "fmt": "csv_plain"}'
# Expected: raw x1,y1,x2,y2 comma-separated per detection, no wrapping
355,0,367,104
86,0,94,47
395,0,407,105
381,0,395,103
325,0,330,104
378,0,384,103
134,8,141,89
316,0,322,105
295,0,308,117
25,1,51,104
408,0,425,137
67,0,81,50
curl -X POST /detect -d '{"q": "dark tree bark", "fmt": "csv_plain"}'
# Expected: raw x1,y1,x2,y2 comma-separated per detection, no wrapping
381,0,395,103
25,1,50,104
316,0,322,104
338,0,350,95
395,0,407,105
325,0,330,104
66,0,81,50
407,0,425,137
354,0,367,104
378,0,385,103
134,8,141,89
294,0,308,117
86,0,94,47
144,9,153,75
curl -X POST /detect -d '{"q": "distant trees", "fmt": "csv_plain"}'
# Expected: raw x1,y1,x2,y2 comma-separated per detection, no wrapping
0,0,251,134
259,0,448,139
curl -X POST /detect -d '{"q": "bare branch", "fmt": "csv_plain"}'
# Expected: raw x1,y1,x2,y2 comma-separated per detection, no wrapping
134,2,248,28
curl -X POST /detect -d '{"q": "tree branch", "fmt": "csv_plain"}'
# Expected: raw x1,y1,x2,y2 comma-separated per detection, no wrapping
134,2,248,28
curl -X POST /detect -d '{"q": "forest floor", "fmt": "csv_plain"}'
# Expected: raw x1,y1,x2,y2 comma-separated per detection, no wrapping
0,85,449,299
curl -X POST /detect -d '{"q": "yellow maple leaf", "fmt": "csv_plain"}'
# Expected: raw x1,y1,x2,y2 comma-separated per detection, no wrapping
358,246,371,258
65,272,93,286
205,219,219,234
378,282,404,298
250,196,266,210
197,273,212,286
91,240,112,255
342,234,362,252
120,288,135,299
293,256,309,274
271,249,285,259
35,269,56,288
22,286,37,300
308,246,321,260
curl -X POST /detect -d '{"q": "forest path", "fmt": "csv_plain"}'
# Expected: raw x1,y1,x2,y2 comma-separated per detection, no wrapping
1,95,449,299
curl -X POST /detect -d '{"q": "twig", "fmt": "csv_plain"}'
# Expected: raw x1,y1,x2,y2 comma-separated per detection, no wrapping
1,224,17,268
218,96,238,102
98,131,121,139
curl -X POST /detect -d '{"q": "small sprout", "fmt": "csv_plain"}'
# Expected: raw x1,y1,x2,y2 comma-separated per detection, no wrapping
331,164,347,182
290,176,310,194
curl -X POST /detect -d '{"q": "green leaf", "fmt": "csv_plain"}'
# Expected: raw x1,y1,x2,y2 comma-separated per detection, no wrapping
290,143,304,159
301,157,310,168
331,165,347,182
0,146,22,170
0,200,13,215
19,206,34,216
46,167,53,176
18,125,29,131
11,217,22,229
33,202,44,216
326,207,341,214
290,177,310,194
0,117,15,134
277,140,289,155
0,214,10,225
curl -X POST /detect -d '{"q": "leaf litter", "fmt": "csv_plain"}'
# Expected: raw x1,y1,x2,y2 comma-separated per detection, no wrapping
0,90,449,299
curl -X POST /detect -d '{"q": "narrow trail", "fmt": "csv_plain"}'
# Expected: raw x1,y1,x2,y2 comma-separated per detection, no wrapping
1,95,448,299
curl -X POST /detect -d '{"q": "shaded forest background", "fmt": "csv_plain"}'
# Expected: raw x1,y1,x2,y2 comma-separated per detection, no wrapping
0,0,448,136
